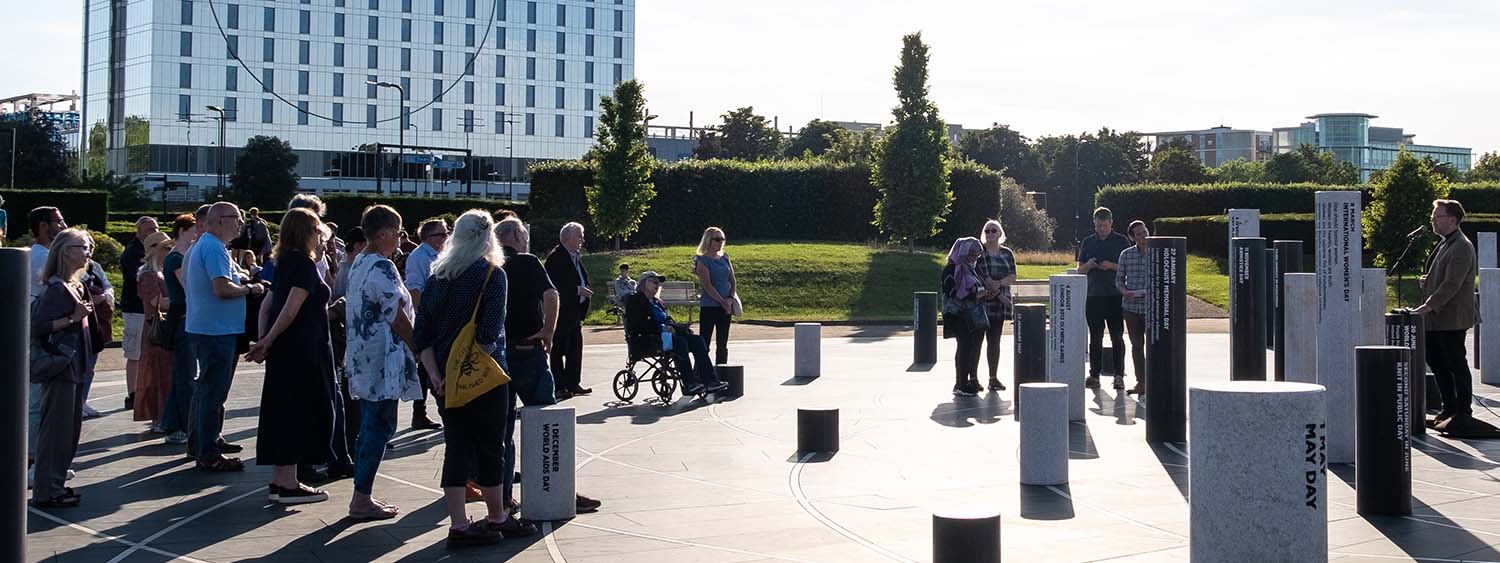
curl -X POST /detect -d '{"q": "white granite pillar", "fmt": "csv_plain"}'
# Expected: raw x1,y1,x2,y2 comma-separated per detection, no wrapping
1048,274,1088,421
1316,190,1361,464
1482,269,1500,385
794,323,821,379
520,405,577,521
1284,273,1318,384
1190,381,1327,562
1019,383,1068,486
1362,268,1387,346
1477,233,1495,369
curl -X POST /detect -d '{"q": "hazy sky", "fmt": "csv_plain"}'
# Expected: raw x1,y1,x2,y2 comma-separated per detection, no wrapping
6,0,1497,155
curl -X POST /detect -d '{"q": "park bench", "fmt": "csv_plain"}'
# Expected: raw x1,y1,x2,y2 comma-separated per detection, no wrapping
1012,279,1050,304
605,280,701,323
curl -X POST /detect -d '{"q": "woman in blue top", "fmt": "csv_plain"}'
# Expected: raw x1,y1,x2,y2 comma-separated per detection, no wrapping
694,227,738,365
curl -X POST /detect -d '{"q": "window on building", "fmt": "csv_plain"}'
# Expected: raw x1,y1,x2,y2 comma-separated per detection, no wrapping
335,13,345,36
466,24,476,47
495,54,505,77
498,0,506,21
585,88,593,110
333,103,344,127
227,34,238,56
401,18,411,41
263,37,274,61
180,31,192,56
264,7,275,31
435,21,446,44
556,31,566,54
586,7,595,29
494,83,505,105
585,35,594,56
263,68,275,91
614,9,622,31
299,40,310,64
526,29,536,51
554,86,563,109
466,0,475,18
585,116,594,137
613,63,621,83
495,111,505,134
432,50,443,73
333,73,345,97
555,59,565,81
556,4,566,26
179,63,192,88
527,2,536,23
613,36,622,58
526,57,535,79
334,43,345,66
402,0,411,13
367,104,377,128
400,76,411,100
526,112,534,135
584,62,593,83
367,45,378,68
463,109,475,132
433,78,443,101
336,0,344,5
227,4,239,29
525,85,534,107
368,15,379,40
497,27,507,48
262,98,274,123
298,70,310,95
298,100,309,125
434,0,444,16
224,97,238,122
181,0,194,25
299,10,310,34
464,81,474,104
400,48,411,70
432,107,442,131
555,114,564,137
226,66,238,91
366,75,378,98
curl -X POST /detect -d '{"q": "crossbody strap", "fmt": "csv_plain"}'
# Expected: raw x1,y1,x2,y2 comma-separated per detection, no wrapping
465,265,497,325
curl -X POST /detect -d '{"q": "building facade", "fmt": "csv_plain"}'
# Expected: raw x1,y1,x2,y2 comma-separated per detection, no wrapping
81,0,635,198
1145,126,1274,167
1273,114,1472,182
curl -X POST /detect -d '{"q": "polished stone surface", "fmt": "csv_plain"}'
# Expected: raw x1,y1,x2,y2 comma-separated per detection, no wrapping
1018,383,1068,486
25,331,1500,562
1048,274,1087,421
1317,190,1362,464
794,323,822,379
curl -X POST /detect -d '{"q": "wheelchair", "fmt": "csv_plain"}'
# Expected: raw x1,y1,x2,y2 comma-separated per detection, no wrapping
612,335,689,403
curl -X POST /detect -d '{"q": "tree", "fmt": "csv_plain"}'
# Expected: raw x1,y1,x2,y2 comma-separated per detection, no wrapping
1146,143,1209,184
1470,152,1500,182
78,170,150,209
1265,144,1358,185
692,106,783,161
1419,156,1463,183
957,124,1044,186
872,32,952,250
1363,149,1448,269
823,129,880,167
1208,158,1267,182
1033,129,1148,243
0,110,76,188
784,119,846,158
586,79,655,249
229,136,300,208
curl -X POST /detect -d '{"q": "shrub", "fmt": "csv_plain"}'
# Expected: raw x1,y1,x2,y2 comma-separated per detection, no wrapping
87,229,125,272
1095,183,1361,228
942,160,1053,249
1364,151,1448,269
1449,182,1500,213
0,189,111,236
320,194,527,235
1153,212,1500,262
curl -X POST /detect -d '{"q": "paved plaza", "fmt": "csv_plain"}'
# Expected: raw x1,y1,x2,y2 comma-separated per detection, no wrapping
25,327,1500,562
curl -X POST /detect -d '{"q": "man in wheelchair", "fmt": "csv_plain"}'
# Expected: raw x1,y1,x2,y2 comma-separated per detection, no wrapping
624,271,729,395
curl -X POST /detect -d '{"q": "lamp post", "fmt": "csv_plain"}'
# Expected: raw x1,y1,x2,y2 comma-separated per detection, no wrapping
7,127,15,189
367,80,405,195
204,105,227,197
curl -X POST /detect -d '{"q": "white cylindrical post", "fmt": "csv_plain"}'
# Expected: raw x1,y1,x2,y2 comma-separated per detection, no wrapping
1316,190,1361,464
520,405,577,521
1190,381,1327,562
1048,274,1087,421
1019,383,1068,486
1362,268,1386,346
1482,269,1500,385
794,323,821,379
1283,273,1318,384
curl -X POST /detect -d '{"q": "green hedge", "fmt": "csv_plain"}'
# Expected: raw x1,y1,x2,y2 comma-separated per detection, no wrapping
1449,182,1500,213
1153,212,1500,260
0,189,111,236
1095,183,1361,229
320,195,528,235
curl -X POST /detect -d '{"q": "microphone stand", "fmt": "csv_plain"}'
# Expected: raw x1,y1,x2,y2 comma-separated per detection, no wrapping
1387,231,1426,310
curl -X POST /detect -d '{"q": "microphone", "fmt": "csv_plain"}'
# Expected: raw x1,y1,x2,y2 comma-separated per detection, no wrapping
1405,225,1428,239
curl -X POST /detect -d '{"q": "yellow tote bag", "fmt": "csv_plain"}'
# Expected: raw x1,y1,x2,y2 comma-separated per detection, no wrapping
445,266,511,408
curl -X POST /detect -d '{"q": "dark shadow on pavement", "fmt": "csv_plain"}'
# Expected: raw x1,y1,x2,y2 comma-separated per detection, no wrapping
576,395,713,426
1148,442,1190,501
786,451,836,464
929,393,1010,428
1019,483,1076,520
1069,422,1099,460
1412,436,1500,471
781,376,816,386
907,362,934,372
1329,463,1355,488
1362,493,1500,562
846,325,912,343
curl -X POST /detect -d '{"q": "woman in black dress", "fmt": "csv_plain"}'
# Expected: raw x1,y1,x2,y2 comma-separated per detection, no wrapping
246,208,336,505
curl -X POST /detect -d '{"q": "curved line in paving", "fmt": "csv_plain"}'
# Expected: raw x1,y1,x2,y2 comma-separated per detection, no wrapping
1044,485,1188,541
575,421,700,470
541,522,568,563
27,507,213,563
787,452,917,563
1414,436,1500,466
104,487,264,563
705,402,778,442
574,444,788,498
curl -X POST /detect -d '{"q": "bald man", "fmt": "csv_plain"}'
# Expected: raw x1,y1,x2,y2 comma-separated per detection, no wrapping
120,216,160,411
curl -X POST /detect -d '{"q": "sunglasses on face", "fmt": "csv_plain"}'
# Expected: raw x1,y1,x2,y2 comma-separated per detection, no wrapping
711,237,725,242
984,229,998,234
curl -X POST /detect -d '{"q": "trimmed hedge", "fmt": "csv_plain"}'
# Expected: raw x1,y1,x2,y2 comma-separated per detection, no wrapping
0,189,111,236
320,195,528,235
1449,182,1500,213
1153,212,1500,260
1095,183,1360,229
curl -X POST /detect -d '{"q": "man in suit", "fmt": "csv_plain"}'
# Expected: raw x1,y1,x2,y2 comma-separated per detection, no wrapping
545,222,593,399
1414,199,1478,431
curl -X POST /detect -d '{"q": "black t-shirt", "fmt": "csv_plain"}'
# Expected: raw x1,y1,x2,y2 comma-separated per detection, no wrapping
502,246,556,342
119,238,145,314
1076,231,1131,296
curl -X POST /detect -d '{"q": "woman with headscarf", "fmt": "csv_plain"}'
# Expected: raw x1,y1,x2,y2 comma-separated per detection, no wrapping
942,237,990,397
133,231,175,427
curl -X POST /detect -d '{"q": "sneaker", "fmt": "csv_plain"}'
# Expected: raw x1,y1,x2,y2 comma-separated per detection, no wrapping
164,431,188,445
569,386,593,396
683,383,706,396
148,423,168,435
484,515,539,538
704,381,730,393
988,378,1005,392
124,394,135,411
953,385,977,398
1127,382,1145,396
412,415,442,430
446,521,503,548
216,439,244,454
66,469,75,481
81,405,103,419
271,484,329,505
1085,376,1101,389
1113,376,1125,390
575,494,602,513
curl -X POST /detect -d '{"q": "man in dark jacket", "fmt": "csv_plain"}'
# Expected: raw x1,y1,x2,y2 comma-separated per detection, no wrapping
544,222,592,399
625,272,728,396
1415,199,1479,430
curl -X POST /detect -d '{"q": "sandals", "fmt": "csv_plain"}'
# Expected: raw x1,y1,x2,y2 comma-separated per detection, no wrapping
33,491,82,508
348,504,400,521
196,457,245,472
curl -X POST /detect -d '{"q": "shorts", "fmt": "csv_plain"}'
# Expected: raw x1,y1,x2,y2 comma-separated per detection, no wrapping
122,312,146,361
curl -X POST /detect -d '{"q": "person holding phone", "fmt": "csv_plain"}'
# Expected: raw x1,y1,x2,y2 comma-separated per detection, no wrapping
1077,207,1131,391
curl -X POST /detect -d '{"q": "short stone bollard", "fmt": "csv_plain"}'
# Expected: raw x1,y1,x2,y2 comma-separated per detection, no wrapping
716,364,745,398
794,323,821,379
520,405,577,521
796,408,839,453
1019,383,1068,486
932,508,1001,563
1190,381,1327,562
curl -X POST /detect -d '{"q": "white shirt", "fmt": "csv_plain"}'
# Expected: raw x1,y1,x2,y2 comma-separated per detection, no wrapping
29,243,48,302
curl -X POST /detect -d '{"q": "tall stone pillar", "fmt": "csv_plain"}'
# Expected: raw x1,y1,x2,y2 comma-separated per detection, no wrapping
1230,237,1268,381
0,248,28,562
1362,268,1387,346
1146,237,1187,442
1316,190,1361,464
913,292,938,365
1266,247,1279,350
1048,274,1088,421
1282,273,1318,384
520,405,577,521
1273,241,1306,381
1479,233,1496,370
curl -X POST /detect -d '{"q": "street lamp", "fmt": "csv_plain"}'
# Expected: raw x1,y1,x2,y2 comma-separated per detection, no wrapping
204,105,227,196
367,80,406,195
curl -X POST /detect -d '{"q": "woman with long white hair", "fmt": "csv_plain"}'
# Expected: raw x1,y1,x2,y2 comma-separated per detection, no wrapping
412,210,536,547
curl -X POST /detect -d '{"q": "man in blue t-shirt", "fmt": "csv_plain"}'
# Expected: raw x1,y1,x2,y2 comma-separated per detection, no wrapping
1076,206,1132,390
184,202,269,471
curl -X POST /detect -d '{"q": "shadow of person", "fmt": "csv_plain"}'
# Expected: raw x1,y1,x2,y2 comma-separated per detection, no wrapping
929,394,1010,428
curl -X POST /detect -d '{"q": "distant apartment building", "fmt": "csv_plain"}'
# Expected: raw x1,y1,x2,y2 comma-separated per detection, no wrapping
1273,114,1471,182
1145,126,1274,167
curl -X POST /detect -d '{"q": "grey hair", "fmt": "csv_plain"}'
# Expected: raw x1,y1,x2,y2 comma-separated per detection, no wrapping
559,221,584,241
980,219,1007,245
495,216,524,240
288,194,327,217
431,210,506,280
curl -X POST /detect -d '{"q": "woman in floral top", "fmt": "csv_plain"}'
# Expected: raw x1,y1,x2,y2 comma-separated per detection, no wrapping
343,205,421,520
975,219,1017,391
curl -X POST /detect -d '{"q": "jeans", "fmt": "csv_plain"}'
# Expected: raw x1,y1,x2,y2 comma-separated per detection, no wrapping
190,333,238,460
503,346,557,502
352,399,397,495
1427,329,1473,416
671,330,720,387
159,321,197,434
699,305,731,365
1123,311,1147,382
1086,296,1125,377
28,382,42,458
328,369,353,466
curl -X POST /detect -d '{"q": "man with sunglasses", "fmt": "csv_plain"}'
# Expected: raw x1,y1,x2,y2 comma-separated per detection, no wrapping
28,206,67,302
1414,199,1478,432
401,218,450,431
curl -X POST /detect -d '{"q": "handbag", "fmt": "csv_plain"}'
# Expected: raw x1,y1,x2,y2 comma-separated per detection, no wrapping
147,312,175,350
444,266,511,408
729,294,744,317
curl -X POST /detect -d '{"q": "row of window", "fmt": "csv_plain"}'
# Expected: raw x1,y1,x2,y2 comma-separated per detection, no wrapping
206,37,625,84
196,1,628,32
194,64,620,108
195,31,627,68
176,94,595,137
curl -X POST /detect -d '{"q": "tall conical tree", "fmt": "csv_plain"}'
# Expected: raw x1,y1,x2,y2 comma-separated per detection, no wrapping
873,32,952,250
587,79,656,249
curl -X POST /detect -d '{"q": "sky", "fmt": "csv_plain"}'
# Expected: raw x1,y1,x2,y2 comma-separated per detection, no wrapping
4,0,1497,155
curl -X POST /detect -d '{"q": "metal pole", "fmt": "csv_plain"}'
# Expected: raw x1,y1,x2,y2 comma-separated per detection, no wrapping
217,118,225,194
396,85,405,195
1,247,30,561
8,128,15,188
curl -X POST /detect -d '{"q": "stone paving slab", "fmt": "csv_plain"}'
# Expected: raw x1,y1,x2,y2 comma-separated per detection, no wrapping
28,333,1500,562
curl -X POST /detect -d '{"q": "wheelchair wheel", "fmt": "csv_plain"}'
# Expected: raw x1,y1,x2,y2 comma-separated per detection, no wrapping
651,358,678,402
613,369,639,402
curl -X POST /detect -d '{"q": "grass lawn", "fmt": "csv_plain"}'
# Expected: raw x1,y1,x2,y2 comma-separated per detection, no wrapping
578,242,1232,324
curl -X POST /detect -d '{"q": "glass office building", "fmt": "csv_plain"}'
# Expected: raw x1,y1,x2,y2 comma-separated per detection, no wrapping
1273,113,1472,182
80,0,634,197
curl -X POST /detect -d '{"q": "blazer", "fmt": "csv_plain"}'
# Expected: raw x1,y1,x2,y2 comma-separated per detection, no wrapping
1421,229,1478,331
544,245,590,327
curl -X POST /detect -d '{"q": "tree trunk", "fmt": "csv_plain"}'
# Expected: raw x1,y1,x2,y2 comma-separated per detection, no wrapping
613,236,621,251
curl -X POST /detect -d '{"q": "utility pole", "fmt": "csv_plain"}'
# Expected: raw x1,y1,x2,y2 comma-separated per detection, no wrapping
204,106,227,196
368,80,405,195
6,128,15,188
503,110,519,200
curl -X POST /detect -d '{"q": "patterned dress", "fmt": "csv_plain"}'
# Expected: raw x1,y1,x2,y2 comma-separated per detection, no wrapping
345,253,422,402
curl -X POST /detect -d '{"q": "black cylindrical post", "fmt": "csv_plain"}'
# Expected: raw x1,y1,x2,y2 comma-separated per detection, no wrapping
1265,247,1277,350
1273,240,1305,381
933,511,1001,563
1,248,28,561
717,365,745,399
1355,345,1412,516
1385,311,1427,436
796,408,839,453
1012,303,1047,420
1230,237,1267,381
914,292,938,365
1146,236,1188,443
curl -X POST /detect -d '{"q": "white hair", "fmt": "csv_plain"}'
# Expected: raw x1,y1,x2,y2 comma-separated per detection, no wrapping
431,210,506,280
980,219,1007,245
559,221,584,241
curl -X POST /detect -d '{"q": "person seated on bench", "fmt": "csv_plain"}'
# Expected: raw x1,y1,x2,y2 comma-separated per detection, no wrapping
612,263,637,303
625,271,728,395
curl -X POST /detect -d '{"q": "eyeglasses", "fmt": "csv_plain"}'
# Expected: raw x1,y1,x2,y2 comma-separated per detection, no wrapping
425,232,451,240
711,237,725,242
984,229,999,234
66,244,93,251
